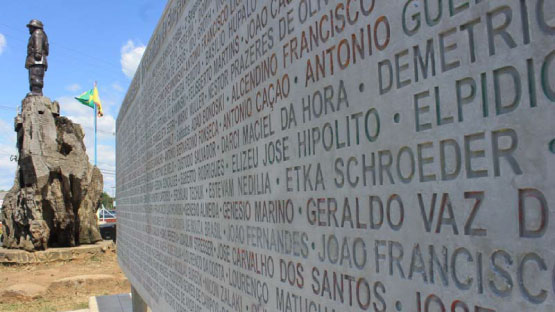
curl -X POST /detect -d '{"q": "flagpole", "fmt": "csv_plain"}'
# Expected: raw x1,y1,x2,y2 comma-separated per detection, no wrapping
94,81,98,167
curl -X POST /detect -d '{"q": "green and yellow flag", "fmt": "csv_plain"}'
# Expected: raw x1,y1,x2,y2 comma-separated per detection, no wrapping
75,84,103,117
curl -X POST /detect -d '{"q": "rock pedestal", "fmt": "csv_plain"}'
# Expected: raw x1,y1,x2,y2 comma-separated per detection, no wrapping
1,95,102,251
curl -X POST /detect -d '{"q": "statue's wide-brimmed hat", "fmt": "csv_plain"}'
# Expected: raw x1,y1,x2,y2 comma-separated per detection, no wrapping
26,19,44,29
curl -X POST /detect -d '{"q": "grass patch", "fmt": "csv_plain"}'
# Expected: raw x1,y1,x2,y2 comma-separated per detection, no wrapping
0,301,55,312
71,301,89,309
0,303,21,311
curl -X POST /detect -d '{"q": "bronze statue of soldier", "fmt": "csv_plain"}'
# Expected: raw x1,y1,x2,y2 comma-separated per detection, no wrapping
25,19,49,96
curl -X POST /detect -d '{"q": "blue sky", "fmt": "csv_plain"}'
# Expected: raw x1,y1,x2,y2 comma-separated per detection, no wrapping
0,1,167,195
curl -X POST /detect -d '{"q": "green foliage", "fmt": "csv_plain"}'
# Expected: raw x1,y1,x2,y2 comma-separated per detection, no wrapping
72,302,89,309
101,192,114,209
0,300,56,312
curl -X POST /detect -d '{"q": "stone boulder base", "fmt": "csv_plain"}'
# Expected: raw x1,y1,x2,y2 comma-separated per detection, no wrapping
1,95,103,251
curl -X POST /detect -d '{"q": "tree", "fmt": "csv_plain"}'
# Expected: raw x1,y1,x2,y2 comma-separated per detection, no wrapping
101,192,114,210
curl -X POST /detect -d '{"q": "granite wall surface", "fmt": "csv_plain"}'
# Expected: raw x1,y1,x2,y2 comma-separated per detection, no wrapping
116,0,555,310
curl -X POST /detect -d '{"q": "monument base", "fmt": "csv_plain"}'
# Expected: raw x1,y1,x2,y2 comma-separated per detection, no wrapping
132,286,151,312
0,241,114,264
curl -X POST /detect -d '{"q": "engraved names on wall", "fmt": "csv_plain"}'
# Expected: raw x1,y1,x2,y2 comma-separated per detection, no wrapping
116,0,555,311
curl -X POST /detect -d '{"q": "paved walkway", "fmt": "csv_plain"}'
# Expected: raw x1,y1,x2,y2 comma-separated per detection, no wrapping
88,293,132,312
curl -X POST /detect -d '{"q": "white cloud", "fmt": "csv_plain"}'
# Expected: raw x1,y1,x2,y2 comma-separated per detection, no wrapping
58,96,91,117
58,96,114,122
0,117,17,190
0,119,14,141
120,40,145,79
85,143,116,193
66,113,116,140
66,83,81,92
0,145,17,171
0,142,18,191
58,97,115,140
97,145,116,168
0,33,6,55
112,82,124,92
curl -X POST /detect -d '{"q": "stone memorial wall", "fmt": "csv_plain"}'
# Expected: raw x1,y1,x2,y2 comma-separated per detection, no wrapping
116,0,555,311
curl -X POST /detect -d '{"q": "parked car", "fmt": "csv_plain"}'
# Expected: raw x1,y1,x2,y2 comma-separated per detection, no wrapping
99,222,116,242
97,206,116,242
97,207,116,225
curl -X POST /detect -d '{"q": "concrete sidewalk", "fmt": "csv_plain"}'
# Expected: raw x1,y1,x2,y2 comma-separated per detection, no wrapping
88,293,132,312
65,292,152,312
63,292,131,312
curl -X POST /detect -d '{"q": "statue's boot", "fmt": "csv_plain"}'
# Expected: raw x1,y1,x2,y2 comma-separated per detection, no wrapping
29,86,43,96
27,66,45,96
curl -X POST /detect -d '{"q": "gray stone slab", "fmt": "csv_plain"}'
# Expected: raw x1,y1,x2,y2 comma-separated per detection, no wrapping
93,293,132,312
116,0,555,311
